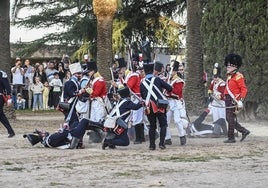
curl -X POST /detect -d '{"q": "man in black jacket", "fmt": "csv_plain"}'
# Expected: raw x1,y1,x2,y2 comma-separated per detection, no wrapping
0,70,15,138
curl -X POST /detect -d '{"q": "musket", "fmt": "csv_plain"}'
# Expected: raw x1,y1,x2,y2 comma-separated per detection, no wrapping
108,61,120,102
128,88,149,114
129,89,145,103
108,61,116,94
163,56,177,97
167,55,178,84
127,43,133,72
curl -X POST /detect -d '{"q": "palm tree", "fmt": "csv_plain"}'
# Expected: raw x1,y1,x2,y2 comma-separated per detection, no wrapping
184,0,205,115
0,0,16,120
93,0,118,81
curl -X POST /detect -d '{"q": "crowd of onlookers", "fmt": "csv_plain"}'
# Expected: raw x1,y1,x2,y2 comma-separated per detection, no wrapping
10,56,72,111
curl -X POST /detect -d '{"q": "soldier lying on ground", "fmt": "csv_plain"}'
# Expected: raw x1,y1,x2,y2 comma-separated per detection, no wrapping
23,119,104,149
188,108,227,137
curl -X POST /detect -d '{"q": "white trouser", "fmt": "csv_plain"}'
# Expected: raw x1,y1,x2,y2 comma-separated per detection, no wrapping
210,99,226,122
90,98,107,122
166,99,188,139
130,97,144,126
77,100,90,121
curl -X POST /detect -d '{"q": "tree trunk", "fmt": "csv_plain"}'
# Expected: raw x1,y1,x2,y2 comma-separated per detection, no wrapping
184,0,205,116
0,0,16,120
93,0,117,82
96,17,114,81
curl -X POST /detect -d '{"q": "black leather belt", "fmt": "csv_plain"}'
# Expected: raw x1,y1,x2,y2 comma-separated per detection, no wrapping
167,95,179,100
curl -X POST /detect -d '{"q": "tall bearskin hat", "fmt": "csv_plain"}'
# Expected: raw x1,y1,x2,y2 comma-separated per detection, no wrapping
171,60,180,71
86,60,98,72
117,86,130,98
154,61,164,72
224,53,242,68
213,63,221,78
117,58,127,68
143,61,154,74
23,134,42,146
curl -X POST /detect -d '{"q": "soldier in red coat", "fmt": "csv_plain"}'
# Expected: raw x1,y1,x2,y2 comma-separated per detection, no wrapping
85,61,111,123
207,63,226,122
125,57,145,144
223,53,250,143
165,60,188,146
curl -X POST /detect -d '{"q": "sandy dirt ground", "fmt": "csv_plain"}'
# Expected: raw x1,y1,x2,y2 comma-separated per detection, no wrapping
0,111,268,188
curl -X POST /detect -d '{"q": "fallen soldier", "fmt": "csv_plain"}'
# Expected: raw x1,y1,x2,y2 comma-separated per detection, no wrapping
23,119,104,149
188,108,227,137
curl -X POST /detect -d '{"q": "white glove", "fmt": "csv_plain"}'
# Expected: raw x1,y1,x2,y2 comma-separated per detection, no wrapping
237,100,243,108
85,87,93,94
215,94,221,100
7,99,12,106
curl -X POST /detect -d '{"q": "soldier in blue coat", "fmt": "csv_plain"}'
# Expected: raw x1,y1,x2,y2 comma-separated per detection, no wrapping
0,70,15,138
62,63,84,126
140,61,172,150
102,86,143,149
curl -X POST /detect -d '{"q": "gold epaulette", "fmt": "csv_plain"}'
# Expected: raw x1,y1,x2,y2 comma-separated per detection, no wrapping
172,75,184,83
235,72,244,80
94,72,101,78
125,69,132,77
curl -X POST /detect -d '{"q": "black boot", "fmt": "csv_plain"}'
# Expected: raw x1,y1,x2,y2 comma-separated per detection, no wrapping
149,128,156,150
164,139,172,145
224,138,236,143
159,127,166,149
180,136,186,145
69,137,80,149
140,123,145,142
102,139,113,150
240,130,250,142
77,139,85,149
134,124,142,144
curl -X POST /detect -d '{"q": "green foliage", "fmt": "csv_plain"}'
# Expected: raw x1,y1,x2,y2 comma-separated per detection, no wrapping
201,0,268,118
153,17,185,53
112,18,128,55
12,0,186,58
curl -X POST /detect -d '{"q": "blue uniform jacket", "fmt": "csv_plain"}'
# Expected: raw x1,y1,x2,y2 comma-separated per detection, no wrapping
116,98,143,120
140,75,172,103
63,77,80,101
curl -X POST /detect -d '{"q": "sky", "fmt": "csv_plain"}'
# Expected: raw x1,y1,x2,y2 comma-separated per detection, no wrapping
10,0,59,43
9,1,186,44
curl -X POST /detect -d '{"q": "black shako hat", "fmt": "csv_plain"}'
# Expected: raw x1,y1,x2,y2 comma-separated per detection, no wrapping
224,53,242,69
23,134,42,146
117,58,127,68
117,86,130,98
143,61,154,74
172,60,180,71
154,61,164,72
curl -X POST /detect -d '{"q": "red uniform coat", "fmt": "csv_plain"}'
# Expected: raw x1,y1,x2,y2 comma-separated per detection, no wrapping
126,72,141,96
167,76,184,99
208,79,226,100
224,72,247,100
91,77,107,98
